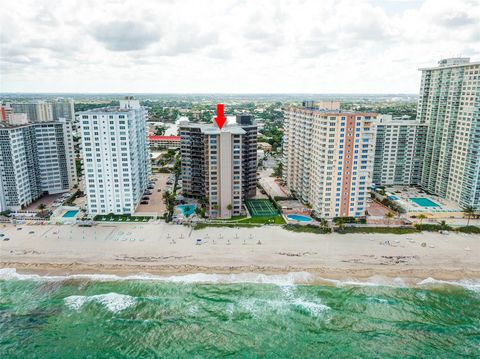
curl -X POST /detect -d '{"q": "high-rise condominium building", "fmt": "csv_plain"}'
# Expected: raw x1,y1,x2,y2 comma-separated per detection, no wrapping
0,119,77,211
79,98,150,216
11,101,53,122
179,115,257,218
51,99,75,121
373,115,427,186
418,57,480,207
10,99,75,122
283,104,377,217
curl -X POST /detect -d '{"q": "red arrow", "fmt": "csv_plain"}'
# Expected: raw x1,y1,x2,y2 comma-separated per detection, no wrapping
214,103,226,129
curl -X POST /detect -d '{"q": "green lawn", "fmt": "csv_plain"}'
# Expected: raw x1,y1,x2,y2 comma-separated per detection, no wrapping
283,224,330,234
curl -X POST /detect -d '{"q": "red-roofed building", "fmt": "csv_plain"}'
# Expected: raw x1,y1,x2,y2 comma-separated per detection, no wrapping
148,135,181,149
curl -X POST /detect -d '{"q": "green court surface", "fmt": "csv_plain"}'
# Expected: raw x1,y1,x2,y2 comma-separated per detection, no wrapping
245,199,279,217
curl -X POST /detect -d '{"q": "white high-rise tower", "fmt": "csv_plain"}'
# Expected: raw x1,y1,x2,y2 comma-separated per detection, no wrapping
79,97,150,216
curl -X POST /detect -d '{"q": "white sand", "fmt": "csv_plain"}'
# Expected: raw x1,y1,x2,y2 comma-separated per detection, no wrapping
1,222,479,282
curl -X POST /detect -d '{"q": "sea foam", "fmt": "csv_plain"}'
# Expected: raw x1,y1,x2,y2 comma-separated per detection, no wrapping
417,277,480,293
0,268,312,285
64,293,136,312
316,275,407,288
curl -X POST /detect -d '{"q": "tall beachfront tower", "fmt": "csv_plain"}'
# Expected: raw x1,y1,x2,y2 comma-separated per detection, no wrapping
179,116,257,218
0,120,77,211
11,101,53,122
418,58,480,208
283,102,377,218
373,115,427,186
79,98,150,216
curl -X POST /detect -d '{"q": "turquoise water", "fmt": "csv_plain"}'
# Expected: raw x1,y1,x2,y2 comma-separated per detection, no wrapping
410,198,439,207
62,210,79,218
389,195,399,200
1,270,479,358
177,204,196,217
287,214,312,222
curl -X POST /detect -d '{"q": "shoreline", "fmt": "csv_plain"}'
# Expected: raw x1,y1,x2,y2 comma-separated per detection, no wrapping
1,222,479,285
2,263,479,286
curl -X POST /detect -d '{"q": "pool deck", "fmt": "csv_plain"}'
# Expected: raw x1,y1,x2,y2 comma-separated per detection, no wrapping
384,186,462,215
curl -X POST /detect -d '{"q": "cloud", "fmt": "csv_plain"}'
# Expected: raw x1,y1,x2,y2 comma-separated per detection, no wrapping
1,0,479,93
438,12,478,27
156,29,218,56
91,20,161,51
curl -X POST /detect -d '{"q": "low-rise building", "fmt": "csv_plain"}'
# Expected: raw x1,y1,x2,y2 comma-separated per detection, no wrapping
148,135,181,149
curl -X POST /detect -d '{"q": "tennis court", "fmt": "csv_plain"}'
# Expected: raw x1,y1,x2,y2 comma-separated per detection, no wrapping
245,199,279,217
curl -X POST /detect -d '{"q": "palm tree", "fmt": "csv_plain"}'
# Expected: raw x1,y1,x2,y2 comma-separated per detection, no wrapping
38,203,47,216
384,212,394,225
227,204,232,211
417,213,427,224
463,205,476,226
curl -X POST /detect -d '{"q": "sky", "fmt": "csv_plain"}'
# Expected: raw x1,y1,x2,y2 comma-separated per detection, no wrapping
1,0,479,94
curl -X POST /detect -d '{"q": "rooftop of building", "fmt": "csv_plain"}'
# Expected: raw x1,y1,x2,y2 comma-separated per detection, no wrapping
179,117,251,135
78,98,142,114
376,115,425,125
418,57,480,70
148,135,181,141
285,106,378,117
0,120,67,130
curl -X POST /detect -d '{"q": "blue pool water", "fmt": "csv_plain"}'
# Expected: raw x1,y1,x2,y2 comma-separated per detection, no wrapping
389,195,399,200
287,214,313,222
177,204,196,217
63,210,79,218
410,198,439,207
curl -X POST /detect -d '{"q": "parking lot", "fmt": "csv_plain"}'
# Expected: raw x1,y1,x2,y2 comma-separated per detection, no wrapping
23,192,73,212
135,173,170,216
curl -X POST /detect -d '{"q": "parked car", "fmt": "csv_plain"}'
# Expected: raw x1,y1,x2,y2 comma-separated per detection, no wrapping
3,238,10,241
142,196,150,200
140,201,149,205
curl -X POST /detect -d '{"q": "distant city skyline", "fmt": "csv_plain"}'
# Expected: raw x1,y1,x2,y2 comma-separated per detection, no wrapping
1,0,479,94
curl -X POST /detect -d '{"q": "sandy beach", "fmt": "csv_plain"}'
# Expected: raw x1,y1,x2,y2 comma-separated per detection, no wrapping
1,222,479,283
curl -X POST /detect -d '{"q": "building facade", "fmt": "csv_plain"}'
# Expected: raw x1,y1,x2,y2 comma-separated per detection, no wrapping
418,57,480,207
373,115,427,186
51,99,75,121
11,101,53,122
180,115,257,218
0,120,77,211
283,104,377,217
79,98,150,216
148,135,181,149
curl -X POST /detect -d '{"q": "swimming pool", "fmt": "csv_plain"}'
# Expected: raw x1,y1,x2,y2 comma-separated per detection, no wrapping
177,204,196,217
410,198,439,207
287,214,313,222
389,195,399,200
63,210,79,218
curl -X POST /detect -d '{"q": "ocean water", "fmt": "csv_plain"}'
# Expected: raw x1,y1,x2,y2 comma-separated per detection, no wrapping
0,269,479,358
